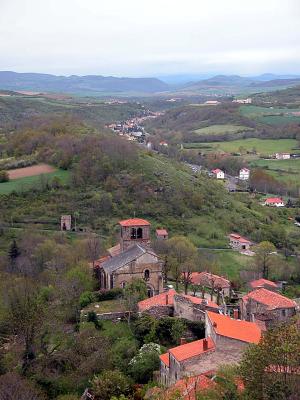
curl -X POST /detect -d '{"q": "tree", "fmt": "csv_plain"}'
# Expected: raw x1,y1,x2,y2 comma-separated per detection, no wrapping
124,278,147,324
0,170,9,183
8,239,20,269
0,372,45,400
239,319,300,399
91,370,131,400
5,279,45,374
165,236,197,291
129,343,162,383
85,234,101,268
253,241,276,279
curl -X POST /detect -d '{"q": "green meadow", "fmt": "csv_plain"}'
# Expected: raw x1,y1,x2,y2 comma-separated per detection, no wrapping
0,170,70,195
194,124,253,136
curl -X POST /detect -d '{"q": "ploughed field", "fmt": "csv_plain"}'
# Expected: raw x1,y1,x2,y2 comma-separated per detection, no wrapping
8,163,56,179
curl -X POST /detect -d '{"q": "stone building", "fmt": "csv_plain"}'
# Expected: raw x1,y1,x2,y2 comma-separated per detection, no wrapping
173,294,219,322
240,288,297,329
248,278,279,292
156,228,168,240
229,233,252,251
190,272,231,298
96,218,163,296
61,215,71,231
138,289,176,318
160,311,261,386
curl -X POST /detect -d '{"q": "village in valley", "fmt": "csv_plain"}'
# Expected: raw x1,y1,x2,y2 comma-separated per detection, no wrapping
1,2,300,396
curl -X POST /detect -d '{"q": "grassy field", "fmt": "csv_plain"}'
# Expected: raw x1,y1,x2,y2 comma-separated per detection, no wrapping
193,124,253,136
250,158,300,184
83,299,126,314
240,105,300,125
0,170,70,195
183,138,298,154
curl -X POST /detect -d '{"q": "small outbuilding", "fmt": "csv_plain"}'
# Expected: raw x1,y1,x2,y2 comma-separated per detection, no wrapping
61,215,72,231
156,228,168,240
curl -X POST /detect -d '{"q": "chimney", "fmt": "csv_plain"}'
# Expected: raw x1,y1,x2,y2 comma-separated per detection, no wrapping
166,294,169,305
233,309,239,319
213,322,217,328
180,338,187,346
203,338,208,351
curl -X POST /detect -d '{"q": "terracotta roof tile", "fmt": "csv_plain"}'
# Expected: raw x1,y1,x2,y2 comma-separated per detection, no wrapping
243,288,296,310
249,278,278,289
119,218,150,226
265,197,283,204
169,337,215,362
207,311,261,344
159,352,170,367
138,289,176,312
190,272,230,289
171,374,214,400
156,229,168,236
181,294,219,309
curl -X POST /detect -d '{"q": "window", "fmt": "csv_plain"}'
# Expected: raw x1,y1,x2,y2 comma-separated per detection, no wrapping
131,228,137,239
144,269,150,280
282,309,286,317
137,227,143,239
120,282,126,289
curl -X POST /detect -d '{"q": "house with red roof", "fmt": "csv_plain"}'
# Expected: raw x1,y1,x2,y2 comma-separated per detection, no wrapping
190,272,231,297
240,288,297,328
211,168,225,179
138,289,176,318
174,293,220,322
248,278,279,292
160,311,261,386
166,373,215,400
229,233,252,251
264,197,285,207
156,228,168,240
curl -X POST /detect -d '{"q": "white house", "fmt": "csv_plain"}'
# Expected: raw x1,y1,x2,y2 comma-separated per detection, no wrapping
275,153,290,160
264,197,285,207
211,168,225,179
232,98,252,104
239,168,250,180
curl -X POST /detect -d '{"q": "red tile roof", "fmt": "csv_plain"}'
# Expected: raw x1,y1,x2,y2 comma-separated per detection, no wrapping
171,374,214,400
212,168,223,174
138,289,176,312
249,278,278,290
156,228,168,236
265,197,283,204
181,294,219,309
119,218,150,227
229,233,251,244
190,272,230,289
169,337,215,362
159,352,170,367
207,311,261,344
243,288,296,310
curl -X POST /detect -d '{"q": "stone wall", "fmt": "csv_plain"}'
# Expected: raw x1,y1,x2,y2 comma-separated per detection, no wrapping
142,305,174,319
174,294,219,322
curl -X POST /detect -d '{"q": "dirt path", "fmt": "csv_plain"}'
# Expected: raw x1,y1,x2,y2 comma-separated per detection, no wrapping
8,164,56,180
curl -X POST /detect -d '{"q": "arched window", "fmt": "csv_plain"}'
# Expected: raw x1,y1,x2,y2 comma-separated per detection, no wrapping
131,228,137,239
144,269,150,280
120,281,126,289
137,227,143,239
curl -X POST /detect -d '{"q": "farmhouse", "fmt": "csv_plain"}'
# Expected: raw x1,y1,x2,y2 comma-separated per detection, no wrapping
229,233,252,251
232,98,252,104
190,272,231,297
240,288,297,329
275,152,290,160
173,293,219,322
156,228,168,240
160,311,261,386
211,168,225,179
264,197,285,207
248,278,279,292
239,168,250,181
138,289,176,317
95,218,163,296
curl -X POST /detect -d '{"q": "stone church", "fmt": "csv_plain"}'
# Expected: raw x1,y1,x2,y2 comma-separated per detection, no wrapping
95,218,163,296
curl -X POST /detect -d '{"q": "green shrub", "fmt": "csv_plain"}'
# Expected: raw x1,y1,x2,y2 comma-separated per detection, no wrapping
79,291,96,308
87,311,103,330
97,288,123,301
0,170,9,183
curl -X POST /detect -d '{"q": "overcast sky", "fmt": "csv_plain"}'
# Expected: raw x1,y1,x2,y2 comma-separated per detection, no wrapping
1,0,300,77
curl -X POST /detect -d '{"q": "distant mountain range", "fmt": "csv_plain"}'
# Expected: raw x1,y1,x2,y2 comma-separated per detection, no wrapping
0,71,169,94
0,71,300,96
